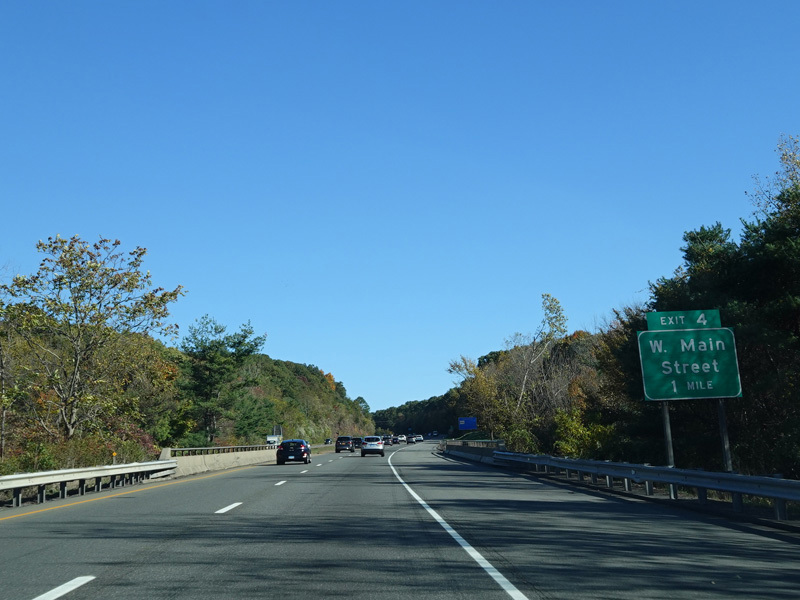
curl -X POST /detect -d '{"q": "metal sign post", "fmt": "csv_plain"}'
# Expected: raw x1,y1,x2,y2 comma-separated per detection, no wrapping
661,401,675,467
717,398,734,472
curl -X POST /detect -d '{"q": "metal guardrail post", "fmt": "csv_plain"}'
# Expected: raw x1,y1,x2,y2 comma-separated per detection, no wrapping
775,499,788,520
669,484,678,500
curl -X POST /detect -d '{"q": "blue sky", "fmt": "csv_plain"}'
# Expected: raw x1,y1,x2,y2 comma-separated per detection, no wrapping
1,2,798,411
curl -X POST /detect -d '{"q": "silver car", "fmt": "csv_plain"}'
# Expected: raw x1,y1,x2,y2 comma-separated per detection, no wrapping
361,435,385,457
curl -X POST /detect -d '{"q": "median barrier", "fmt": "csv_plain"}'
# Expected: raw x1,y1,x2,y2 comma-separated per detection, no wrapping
159,445,277,477
439,439,505,465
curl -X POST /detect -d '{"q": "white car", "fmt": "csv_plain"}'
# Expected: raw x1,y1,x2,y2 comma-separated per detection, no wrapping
415,434,423,442
397,435,407,442
361,435,385,457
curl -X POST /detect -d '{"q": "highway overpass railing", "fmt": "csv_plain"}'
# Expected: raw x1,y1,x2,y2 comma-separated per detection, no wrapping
0,460,178,508
441,440,800,521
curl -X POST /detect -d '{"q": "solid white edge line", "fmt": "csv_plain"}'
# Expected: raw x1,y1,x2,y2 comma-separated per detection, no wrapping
215,502,243,514
275,480,287,486
388,454,529,600
32,576,96,600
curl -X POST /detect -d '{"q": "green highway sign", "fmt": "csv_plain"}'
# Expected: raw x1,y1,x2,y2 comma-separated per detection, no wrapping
646,309,721,330
638,327,742,401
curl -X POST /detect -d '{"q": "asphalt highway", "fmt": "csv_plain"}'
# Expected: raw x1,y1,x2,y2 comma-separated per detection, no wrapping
3,441,800,599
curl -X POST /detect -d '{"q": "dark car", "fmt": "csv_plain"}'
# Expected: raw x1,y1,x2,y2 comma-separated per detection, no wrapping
276,439,311,465
352,437,364,449
336,436,355,453
382,435,393,446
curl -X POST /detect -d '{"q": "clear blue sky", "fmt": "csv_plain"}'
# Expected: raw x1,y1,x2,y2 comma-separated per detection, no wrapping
2,2,798,411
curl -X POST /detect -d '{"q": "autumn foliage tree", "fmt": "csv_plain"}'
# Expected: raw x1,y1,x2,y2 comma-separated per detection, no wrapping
0,236,183,441
448,294,581,452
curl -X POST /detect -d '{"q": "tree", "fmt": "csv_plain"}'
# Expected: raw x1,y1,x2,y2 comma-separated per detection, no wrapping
506,293,568,410
0,318,24,459
354,396,370,415
0,236,183,440
180,315,266,444
447,293,570,450
748,134,800,218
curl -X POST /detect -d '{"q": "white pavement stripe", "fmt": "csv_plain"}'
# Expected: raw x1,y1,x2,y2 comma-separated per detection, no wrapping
300,470,309,474
388,455,529,600
275,480,287,486
215,502,242,514
32,576,95,600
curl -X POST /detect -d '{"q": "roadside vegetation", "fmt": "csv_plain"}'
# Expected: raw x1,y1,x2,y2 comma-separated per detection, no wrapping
2,136,799,478
0,238,373,475
376,135,800,479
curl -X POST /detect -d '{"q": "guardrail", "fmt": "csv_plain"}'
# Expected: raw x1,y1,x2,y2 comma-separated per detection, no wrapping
493,452,800,521
440,440,800,521
0,460,178,508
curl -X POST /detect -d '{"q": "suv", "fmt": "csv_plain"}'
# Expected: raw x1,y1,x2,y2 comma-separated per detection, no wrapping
361,436,385,457
352,437,364,449
276,439,311,465
336,436,355,453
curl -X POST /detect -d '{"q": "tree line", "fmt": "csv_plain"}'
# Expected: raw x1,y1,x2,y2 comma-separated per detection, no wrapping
375,135,800,478
3,136,798,478
0,237,373,475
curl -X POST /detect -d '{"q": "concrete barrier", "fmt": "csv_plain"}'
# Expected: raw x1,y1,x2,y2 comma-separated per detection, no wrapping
440,440,503,465
159,446,277,477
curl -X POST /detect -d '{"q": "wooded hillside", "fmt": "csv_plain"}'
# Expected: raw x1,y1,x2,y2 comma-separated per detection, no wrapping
0,237,373,475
